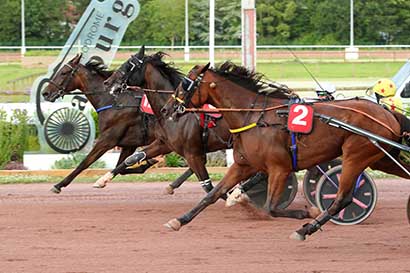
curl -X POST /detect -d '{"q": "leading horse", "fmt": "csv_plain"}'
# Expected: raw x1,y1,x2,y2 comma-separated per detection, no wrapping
164,61,410,240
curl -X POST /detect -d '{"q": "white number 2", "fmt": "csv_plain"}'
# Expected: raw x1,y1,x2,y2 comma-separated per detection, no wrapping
291,105,308,126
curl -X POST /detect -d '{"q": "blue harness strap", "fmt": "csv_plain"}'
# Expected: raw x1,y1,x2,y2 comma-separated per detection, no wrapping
96,105,113,113
290,132,297,171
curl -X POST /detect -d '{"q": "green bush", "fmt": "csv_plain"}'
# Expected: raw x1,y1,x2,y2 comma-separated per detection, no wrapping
52,153,106,169
164,152,187,167
0,109,29,169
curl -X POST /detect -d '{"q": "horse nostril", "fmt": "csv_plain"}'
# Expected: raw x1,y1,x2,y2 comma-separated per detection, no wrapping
43,91,49,97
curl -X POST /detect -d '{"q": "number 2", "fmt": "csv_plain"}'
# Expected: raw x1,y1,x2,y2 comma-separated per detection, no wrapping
291,105,308,126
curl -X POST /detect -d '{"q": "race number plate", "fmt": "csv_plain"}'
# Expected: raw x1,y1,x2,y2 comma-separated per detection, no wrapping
287,104,314,133
141,94,154,114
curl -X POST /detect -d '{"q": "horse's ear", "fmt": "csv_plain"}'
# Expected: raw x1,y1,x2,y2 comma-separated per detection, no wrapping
72,53,82,64
137,45,145,58
200,62,211,74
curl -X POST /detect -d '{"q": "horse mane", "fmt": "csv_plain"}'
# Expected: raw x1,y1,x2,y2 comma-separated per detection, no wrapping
144,52,184,89
213,61,292,99
85,57,113,78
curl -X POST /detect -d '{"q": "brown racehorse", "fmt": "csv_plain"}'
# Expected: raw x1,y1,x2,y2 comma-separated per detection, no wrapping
163,61,410,240
95,47,232,194
42,54,158,193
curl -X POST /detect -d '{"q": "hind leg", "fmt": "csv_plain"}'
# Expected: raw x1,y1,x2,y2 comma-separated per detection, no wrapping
291,151,384,240
95,139,171,187
264,169,317,219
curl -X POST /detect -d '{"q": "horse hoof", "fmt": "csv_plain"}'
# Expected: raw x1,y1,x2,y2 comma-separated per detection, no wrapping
93,172,113,188
164,219,181,231
289,231,306,241
308,207,321,218
92,182,106,189
225,187,249,207
164,185,174,195
50,186,61,194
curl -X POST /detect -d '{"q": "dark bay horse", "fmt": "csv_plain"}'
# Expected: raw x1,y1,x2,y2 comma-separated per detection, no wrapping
42,54,159,193
97,46,232,194
164,61,410,240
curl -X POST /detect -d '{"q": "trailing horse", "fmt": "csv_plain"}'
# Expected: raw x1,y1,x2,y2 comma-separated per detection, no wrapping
164,61,410,240
42,54,158,193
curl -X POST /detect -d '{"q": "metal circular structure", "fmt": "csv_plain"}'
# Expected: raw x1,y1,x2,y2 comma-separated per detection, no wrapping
44,107,91,154
315,165,377,225
244,173,298,210
303,159,343,206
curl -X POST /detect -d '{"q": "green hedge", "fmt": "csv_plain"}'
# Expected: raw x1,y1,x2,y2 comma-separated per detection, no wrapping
0,110,29,169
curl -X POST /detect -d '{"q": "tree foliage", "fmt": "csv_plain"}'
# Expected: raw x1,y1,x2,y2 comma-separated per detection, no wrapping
1,0,410,46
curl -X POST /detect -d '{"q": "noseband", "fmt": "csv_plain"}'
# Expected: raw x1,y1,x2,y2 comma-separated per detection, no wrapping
48,63,79,98
112,55,146,94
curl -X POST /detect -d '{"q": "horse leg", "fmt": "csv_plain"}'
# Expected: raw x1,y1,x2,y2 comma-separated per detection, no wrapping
184,153,214,193
95,139,170,187
165,168,194,195
51,137,116,193
264,170,318,219
92,146,157,188
164,163,255,231
291,153,383,241
117,146,158,175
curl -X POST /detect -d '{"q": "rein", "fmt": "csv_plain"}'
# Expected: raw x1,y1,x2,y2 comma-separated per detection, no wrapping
321,103,402,137
126,85,175,94
182,102,402,137
182,104,288,113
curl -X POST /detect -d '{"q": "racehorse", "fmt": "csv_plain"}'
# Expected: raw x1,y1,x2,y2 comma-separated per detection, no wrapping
163,61,410,240
96,46,233,194
42,54,159,193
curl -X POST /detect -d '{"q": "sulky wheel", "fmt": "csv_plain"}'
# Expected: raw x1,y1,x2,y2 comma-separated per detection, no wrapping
244,172,298,209
407,195,410,224
303,158,342,206
315,165,377,225
44,107,91,154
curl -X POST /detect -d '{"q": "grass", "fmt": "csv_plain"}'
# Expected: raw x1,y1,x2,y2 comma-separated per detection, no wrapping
0,170,397,184
0,60,405,103
0,172,226,184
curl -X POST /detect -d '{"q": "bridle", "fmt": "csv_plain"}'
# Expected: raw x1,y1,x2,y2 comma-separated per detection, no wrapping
48,63,80,98
109,54,145,94
171,69,205,114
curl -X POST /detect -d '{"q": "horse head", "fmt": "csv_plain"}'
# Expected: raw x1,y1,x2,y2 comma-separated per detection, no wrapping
104,45,147,95
161,63,211,118
42,54,85,102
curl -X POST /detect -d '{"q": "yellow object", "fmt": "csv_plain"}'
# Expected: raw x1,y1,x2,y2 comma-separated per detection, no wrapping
229,123,257,134
372,79,397,97
172,94,184,104
380,97,403,113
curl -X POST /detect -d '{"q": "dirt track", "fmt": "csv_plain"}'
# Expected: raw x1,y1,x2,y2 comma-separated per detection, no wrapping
0,179,409,273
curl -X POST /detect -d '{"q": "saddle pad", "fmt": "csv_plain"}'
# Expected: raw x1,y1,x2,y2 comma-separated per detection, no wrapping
140,94,154,114
203,104,222,118
287,104,314,134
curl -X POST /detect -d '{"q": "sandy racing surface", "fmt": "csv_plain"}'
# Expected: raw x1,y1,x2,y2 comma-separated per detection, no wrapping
0,179,409,273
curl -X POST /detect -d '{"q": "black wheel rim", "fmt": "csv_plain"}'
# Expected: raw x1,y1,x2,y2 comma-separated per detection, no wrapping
318,169,376,225
44,107,91,154
303,158,342,206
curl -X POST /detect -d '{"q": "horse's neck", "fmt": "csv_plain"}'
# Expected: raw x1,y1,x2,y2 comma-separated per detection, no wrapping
144,68,174,116
210,79,274,129
79,68,113,110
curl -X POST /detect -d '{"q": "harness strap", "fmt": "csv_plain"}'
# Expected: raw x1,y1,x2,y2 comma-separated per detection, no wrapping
96,105,113,113
290,132,298,170
185,104,288,113
229,122,257,134
321,103,401,137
